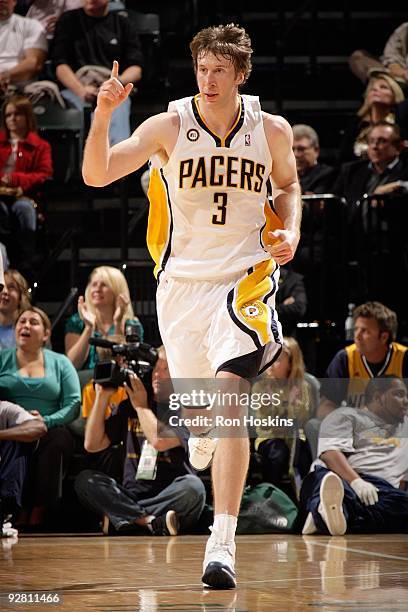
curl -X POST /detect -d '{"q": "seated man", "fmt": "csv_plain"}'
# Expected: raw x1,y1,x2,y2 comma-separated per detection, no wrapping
0,400,47,537
75,346,206,535
292,124,335,195
318,301,408,418
0,1,47,98
305,300,408,461
333,122,408,209
51,0,143,146
276,266,307,336
301,376,408,536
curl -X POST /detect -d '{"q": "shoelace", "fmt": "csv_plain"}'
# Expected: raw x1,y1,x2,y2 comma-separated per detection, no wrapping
207,539,235,566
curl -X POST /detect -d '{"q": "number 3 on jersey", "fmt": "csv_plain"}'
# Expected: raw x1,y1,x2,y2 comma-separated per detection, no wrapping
212,192,228,225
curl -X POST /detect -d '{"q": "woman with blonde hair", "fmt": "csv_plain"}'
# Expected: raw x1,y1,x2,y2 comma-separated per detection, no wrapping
340,71,405,160
252,337,314,491
64,265,144,370
0,269,31,349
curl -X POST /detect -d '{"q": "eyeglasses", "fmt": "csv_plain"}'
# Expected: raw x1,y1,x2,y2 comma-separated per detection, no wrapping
367,137,397,146
292,145,314,153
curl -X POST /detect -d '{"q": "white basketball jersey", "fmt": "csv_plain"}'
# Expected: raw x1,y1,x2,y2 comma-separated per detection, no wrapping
147,94,276,280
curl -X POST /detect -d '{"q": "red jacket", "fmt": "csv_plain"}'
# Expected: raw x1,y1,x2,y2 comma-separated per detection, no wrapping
0,131,53,196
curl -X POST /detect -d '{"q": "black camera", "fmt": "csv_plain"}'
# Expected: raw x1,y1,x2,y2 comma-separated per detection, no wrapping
90,336,158,389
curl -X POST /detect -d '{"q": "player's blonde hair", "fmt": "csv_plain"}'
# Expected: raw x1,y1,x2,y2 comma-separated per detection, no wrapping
190,23,253,84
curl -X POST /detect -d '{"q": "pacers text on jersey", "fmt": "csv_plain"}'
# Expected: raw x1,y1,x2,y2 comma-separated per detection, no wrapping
179,155,266,192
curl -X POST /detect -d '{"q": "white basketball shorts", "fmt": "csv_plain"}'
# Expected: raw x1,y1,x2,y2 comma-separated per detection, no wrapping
156,259,283,380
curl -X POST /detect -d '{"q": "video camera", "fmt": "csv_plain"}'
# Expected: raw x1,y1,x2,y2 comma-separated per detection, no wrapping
90,326,158,388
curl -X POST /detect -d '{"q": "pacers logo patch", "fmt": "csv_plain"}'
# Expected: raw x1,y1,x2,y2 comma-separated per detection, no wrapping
187,128,199,142
240,301,265,320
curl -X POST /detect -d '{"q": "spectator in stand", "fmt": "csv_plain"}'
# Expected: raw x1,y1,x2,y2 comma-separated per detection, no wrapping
333,122,408,210
0,0,47,98
65,265,144,371
26,0,83,40
0,306,80,529
0,269,30,350
292,124,335,195
396,97,408,144
340,71,405,161
252,337,314,490
0,95,52,276
349,22,408,87
51,0,143,145
0,400,46,537
75,345,206,535
301,376,408,536
276,266,307,336
318,301,408,418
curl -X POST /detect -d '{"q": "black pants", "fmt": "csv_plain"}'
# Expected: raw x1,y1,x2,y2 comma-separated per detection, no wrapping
24,427,74,508
0,440,32,518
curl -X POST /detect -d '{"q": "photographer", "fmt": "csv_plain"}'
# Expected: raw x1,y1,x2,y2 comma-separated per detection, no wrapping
75,346,206,535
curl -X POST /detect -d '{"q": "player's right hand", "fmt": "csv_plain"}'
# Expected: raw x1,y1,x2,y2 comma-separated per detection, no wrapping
96,60,133,116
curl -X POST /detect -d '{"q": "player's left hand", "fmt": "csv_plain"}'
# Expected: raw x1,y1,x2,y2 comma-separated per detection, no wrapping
267,229,299,265
124,372,149,410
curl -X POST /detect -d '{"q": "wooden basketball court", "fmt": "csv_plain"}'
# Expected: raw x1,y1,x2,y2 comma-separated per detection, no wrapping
1,533,408,610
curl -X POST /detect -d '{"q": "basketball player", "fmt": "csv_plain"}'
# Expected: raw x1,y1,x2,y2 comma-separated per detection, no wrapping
82,24,301,589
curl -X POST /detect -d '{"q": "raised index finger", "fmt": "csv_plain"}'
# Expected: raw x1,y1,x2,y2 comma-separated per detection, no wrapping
111,60,119,79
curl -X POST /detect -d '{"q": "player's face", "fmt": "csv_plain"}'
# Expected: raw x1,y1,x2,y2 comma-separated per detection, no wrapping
196,52,244,106
354,316,389,358
292,137,319,173
367,125,399,167
378,379,408,424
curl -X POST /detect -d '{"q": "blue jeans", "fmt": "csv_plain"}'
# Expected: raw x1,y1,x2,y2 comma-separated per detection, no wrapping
75,470,206,533
0,198,37,232
300,466,408,534
61,89,131,146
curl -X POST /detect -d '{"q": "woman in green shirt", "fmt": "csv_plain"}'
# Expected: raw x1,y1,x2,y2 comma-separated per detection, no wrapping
0,306,81,529
64,265,144,370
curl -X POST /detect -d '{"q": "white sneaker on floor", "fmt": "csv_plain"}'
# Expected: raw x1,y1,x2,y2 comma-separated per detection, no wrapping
1,521,18,538
202,532,236,589
302,512,318,535
188,436,218,470
318,472,347,536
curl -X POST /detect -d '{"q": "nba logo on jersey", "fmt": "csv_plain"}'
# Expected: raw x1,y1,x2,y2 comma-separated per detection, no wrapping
187,128,199,142
245,134,251,146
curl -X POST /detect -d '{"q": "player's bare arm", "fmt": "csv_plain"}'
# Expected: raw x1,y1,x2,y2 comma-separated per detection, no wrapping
263,113,302,265
82,61,179,187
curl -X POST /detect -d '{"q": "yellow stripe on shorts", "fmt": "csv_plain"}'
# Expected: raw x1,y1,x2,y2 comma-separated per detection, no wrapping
147,167,171,278
233,259,277,346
